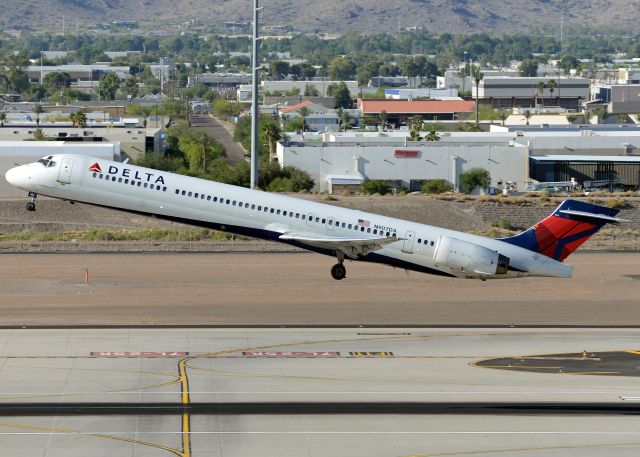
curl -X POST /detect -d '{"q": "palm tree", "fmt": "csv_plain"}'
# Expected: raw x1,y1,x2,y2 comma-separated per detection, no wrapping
523,109,532,125
379,110,388,129
470,65,483,128
75,110,87,128
69,112,78,128
497,109,509,126
33,103,44,127
32,128,47,141
547,79,558,106
537,81,546,108
263,122,283,163
297,106,310,132
408,115,423,141
425,127,440,141
0,111,6,127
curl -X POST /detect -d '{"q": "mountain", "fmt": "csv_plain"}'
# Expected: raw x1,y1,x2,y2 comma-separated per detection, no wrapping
4,0,640,35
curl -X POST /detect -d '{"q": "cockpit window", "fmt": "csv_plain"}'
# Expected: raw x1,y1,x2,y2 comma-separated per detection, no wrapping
37,158,56,168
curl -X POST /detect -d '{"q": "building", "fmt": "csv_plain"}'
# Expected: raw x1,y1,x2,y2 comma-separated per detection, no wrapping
476,77,590,110
384,88,459,100
277,137,529,193
357,99,476,125
609,85,640,114
0,126,161,161
27,65,130,90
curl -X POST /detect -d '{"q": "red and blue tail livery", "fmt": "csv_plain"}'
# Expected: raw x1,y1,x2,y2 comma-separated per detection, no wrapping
501,200,623,261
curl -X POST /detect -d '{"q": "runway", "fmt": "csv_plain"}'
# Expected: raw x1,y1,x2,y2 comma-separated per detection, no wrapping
0,251,639,326
1,327,640,456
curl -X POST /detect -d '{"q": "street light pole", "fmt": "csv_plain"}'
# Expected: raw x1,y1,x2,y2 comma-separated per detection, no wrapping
250,0,260,189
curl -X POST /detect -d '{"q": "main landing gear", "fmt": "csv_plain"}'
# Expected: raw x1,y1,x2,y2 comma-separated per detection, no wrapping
330,251,347,280
26,192,37,212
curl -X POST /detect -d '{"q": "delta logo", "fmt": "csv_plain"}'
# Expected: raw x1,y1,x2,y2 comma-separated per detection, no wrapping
89,162,166,185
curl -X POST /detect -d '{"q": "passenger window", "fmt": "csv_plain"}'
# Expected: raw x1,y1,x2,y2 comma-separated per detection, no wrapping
150,184,154,189
277,209,281,215
99,174,103,179
430,241,434,246
232,201,236,206
283,210,287,216
143,183,148,188
163,187,167,191
201,194,205,199
374,229,378,235
226,199,230,204
207,196,211,201
195,193,199,198
182,190,186,195
112,177,116,182
118,177,123,183
213,197,218,202
251,204,255,209
258,206,262,210
367,228,371,233
93,173,97,178
361,227,365,232
245,203,249,208
321,218,326,224
188,192,192,197
417,238,421,243
270,208,275,213
137,182,142,187
301,214,306,220
348,224,352,229
175,189,180,194
386,232,390,237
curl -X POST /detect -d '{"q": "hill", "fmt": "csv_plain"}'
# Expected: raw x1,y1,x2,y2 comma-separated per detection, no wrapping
4,0,640,35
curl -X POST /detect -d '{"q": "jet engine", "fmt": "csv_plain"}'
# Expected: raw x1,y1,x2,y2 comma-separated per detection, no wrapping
433,236,509,278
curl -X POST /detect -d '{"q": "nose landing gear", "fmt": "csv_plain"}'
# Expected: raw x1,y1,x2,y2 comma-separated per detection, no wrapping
330,251,347,280
26,192,37,211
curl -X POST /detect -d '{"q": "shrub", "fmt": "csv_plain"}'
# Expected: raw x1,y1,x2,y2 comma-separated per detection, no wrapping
605,197,626,209
497,217,512,229
359,180,391,195
459,168,490,193
421,179,453,194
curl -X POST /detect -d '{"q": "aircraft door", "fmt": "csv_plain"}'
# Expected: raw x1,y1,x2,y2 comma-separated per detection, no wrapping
402,231,416,253
326,217,335,231
58,158,74,184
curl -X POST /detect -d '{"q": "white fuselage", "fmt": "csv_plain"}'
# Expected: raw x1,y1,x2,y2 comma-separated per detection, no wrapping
5,154,573,279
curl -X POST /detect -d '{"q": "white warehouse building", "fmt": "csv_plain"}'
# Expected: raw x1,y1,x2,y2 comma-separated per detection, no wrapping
277,139,529,193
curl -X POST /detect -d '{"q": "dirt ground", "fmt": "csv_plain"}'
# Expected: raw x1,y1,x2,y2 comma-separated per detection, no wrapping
0,251,638,327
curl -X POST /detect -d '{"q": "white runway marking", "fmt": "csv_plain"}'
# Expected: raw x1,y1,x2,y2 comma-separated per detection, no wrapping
3,431,640,436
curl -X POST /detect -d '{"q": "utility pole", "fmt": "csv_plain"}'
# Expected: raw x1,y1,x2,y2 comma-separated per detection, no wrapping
250,0,260,189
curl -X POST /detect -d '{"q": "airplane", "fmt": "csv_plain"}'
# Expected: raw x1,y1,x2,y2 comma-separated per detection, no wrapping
5,153,625,281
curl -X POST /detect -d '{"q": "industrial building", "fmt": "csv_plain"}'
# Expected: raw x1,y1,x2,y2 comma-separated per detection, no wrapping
476,76,590,110
276,125,640,194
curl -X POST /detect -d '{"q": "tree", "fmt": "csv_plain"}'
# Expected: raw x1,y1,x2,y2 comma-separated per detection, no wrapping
303,83,319,97
425,127,440,141
178,131,224,173
518,59,538,77
269,61,290,79
459,167,491,194
360,180,391,195
547,79,558,106
98,72,120,101
593,105,609,124
0,111,6,127
297,106,310,132
421,179,452,194
331,81,353,109
328,56,356,80
70,110,87,128
123,76,139,99
470,65,483,128
497,109,509,125
32,127,48,141
43,71,72,96
523,109,532,125
379,110,388,129
408,115,423,141
33,103,44,127
262,122,283,164
537,81,546,107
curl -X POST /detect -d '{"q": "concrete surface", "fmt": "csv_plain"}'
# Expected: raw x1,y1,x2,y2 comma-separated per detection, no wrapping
0,251,639,326
1,328,640,456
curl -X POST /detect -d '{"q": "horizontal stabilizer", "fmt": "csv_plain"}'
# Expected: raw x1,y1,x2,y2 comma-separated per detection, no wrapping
558,209,627,223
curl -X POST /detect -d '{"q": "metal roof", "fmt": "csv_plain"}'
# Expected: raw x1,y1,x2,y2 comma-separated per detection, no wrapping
530,155,640,162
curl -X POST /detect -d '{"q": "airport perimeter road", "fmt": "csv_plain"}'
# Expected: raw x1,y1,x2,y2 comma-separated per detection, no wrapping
190,114,246,164
0,251,639,326
1,328,640,457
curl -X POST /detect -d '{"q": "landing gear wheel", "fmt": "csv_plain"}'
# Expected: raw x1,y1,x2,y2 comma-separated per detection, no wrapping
331,263,347,281
26,192,37,212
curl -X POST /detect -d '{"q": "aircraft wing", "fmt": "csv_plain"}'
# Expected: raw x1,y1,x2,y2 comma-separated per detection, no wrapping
279,232,399,259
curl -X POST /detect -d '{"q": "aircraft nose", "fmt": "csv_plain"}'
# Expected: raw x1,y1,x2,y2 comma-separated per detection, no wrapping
5,165,29,188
